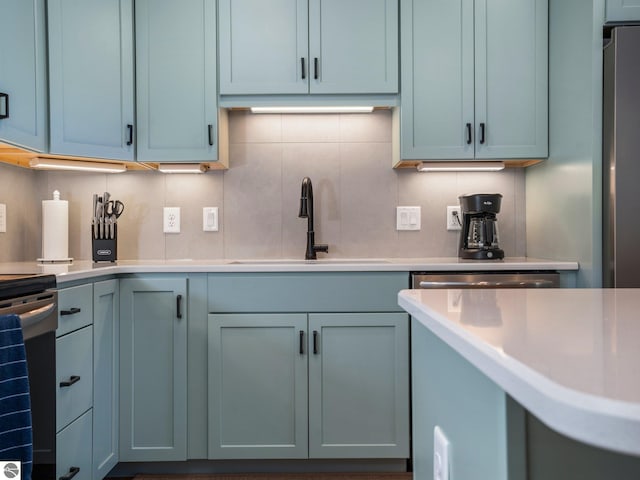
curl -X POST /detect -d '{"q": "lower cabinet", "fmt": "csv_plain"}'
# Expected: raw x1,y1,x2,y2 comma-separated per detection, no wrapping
56,409,93,480
208,311,409,459
93,280,119,479
119,276,188,461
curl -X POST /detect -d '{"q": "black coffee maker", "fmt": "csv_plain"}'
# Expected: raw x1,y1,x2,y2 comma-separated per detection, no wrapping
458,193,504,260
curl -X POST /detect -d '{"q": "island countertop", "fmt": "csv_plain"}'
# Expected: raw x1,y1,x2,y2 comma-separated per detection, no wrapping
398,288,640,457
0,257,577,284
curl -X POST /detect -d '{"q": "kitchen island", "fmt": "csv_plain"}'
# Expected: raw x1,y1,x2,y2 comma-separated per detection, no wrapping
400,288,640,480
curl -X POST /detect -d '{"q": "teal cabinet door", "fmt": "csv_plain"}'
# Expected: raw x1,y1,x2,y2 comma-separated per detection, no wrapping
93,279,119,479
474,0,548,159
119,276,187,461
0,0,47,152
400,0,474,159
208,313,309,459
400,0,547,161
218,0,398,95
218,0,309,95
308,313,410,458
607,0,640,21
48,0,135,160
56,410,93,480
309,0,398,94
135,0,219,162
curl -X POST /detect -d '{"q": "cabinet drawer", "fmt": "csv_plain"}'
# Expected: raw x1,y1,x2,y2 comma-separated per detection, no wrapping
58,284,93,337
57,326,93,430
57,409,92,480
207,272,409,312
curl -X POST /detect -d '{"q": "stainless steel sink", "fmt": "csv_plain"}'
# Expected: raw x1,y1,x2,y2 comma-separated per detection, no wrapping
228,259,390,265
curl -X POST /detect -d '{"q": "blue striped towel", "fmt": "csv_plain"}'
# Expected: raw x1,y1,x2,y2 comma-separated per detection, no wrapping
0,313,33,480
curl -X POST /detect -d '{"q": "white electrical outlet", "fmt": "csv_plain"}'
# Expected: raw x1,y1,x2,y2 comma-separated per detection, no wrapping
396,206,421,231
446,205,462,231
203,207,218,231
0,204,6,233
434,426,450,480
163,207,181,233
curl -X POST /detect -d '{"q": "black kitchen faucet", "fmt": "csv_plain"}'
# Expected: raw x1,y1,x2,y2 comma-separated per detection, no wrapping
298,177,328,260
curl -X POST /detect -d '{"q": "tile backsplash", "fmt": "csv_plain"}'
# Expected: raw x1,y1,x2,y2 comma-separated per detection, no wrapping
0,110,526,262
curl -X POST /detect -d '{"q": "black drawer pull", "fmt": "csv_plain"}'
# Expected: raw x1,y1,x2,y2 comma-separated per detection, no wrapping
479,122,486,144
466,123,472,144
59,375,81,388
299,330,304,354
60,307,81,316
176,294,183,319
59,466,80,480
301,57,306,79
314,57,319,80
126,124,133,146
313,330,319,354
208,124,214,146
0,92,8,119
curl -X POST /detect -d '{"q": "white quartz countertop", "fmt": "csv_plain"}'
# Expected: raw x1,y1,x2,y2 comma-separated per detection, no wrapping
398,288,640,457
0,257,577,284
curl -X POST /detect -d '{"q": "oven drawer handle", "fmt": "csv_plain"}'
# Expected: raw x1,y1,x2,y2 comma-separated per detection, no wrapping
60,307,81,316
59,375,81,388
19,302,57,329
59,466,80,480
418,280,556,288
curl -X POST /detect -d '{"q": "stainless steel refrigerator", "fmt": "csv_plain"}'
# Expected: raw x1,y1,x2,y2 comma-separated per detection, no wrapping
603,25,640,287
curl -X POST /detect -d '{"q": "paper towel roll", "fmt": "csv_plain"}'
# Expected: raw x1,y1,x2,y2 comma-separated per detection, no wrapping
41,190,69,261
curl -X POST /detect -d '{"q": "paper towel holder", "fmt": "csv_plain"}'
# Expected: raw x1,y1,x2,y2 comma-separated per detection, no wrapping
38,190,73,264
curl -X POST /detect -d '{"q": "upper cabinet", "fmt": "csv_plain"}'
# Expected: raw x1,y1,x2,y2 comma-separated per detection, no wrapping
397,0,548,164
47,0,225,164
0,0,48,152
48,0,135,160
218,0,398,95
135,0,220,162
606,0,640,21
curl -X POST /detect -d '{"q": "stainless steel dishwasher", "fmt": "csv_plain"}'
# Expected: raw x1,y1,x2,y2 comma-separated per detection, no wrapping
411,271,560,289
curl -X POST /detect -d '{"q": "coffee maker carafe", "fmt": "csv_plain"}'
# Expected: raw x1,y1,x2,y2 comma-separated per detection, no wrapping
459,193,504,260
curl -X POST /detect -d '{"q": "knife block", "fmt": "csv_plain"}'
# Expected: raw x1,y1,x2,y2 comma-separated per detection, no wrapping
92,225,117,262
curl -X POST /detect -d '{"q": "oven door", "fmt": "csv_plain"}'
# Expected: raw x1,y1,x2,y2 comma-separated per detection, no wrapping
1,290,58,479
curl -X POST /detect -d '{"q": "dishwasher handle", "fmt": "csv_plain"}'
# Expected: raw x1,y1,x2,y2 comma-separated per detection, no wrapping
19,302,57,329
418,279,557,289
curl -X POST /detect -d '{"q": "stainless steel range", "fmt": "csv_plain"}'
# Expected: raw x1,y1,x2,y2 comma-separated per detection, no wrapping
0,274,58,479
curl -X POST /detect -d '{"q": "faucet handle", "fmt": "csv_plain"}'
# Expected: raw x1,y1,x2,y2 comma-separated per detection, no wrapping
314,244,329,254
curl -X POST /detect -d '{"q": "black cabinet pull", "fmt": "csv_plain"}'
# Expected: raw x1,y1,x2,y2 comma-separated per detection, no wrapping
126,124,133,146
314,57,319,80
59,466,80,480
301,57,306,79
466,123,472,145
0,92,8,119
299,330,304,354
479,123,486,144
60,307,81,316
176,294,183,319
313,330,318,354
208,124,214,146
59,375,81,388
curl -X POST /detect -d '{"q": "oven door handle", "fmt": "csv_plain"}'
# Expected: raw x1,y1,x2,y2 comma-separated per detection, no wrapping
19,302,57,329
418,280,556,288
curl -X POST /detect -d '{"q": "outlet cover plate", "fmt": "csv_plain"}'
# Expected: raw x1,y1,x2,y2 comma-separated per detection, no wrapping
163,207,180,233
447,205,462,231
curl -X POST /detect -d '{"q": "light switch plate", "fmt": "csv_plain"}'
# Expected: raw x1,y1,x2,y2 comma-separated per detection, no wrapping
163,207,180,233
396,206,421,231
0,204,6,233
203,207,218,231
